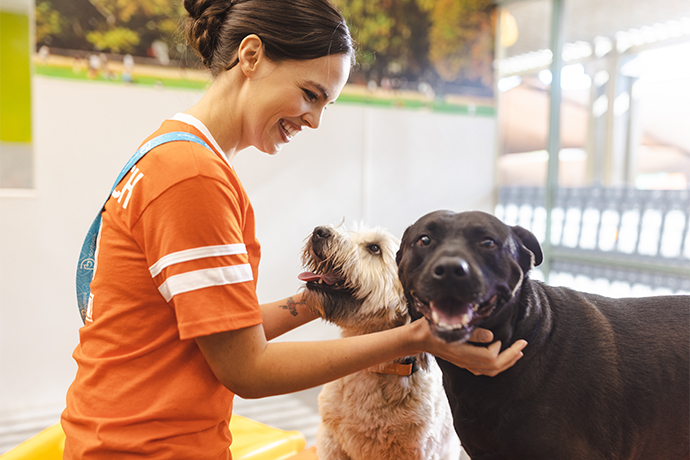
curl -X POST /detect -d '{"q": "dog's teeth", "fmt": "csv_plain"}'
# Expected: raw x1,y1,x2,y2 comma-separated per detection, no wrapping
432,311,440,324
461,314,470,326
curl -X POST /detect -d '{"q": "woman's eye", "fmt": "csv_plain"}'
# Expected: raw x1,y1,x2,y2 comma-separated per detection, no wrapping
367,244,381,255
480,239,496,249
417,235,431,247
303,89,318,102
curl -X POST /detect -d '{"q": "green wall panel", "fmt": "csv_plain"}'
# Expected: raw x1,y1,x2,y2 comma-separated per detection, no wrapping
0,11,32,143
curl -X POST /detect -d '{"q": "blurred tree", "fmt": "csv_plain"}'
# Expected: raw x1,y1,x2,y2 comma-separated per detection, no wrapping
89,0,172,23
86,27,140,54
333,0,431,86
86,0,187,59
35,1,65,44
35,0,195,66
34,0,104,50
334,0,495,95
420,0,495,86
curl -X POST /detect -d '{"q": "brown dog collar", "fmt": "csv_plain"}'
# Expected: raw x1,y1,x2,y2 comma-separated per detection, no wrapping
369,356,419,376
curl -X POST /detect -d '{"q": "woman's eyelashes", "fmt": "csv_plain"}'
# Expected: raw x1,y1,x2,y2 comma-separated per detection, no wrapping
303,88,318,102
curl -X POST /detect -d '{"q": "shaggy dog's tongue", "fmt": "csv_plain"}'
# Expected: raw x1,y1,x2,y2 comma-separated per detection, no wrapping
298,272,341,285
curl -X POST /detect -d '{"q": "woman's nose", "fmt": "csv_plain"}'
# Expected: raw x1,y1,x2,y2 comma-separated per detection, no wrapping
303,106,324,130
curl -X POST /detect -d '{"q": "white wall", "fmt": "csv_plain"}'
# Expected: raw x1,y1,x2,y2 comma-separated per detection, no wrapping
0,76,496,449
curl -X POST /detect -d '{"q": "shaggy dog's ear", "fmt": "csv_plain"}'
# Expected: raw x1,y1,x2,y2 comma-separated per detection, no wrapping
396,227,411,266
511,225,543,269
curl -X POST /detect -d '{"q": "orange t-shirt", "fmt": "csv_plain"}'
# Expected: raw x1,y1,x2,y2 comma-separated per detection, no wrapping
61,115,263,460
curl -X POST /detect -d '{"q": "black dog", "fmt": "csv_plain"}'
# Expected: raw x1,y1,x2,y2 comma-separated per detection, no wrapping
396,210,689,460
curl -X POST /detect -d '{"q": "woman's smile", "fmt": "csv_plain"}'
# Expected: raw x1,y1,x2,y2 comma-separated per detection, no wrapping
279,118,301,142
247,52,350,154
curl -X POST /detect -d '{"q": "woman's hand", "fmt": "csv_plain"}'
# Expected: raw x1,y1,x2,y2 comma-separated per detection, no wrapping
410,319,527,377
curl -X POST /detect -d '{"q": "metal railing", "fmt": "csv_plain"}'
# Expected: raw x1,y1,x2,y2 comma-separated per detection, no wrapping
495,186,690,296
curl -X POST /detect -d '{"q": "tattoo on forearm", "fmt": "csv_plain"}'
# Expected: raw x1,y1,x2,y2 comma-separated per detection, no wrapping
279,297,304,316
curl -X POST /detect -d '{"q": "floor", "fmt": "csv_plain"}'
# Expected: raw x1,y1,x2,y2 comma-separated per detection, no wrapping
233,387,323,448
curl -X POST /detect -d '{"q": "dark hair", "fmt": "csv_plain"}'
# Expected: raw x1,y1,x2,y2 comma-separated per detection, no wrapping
184,0,354,77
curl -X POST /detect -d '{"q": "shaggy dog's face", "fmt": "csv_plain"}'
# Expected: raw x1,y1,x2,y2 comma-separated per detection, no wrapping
300,224,407,333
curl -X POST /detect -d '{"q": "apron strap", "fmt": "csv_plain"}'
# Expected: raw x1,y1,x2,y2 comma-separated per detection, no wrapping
76,132,213,323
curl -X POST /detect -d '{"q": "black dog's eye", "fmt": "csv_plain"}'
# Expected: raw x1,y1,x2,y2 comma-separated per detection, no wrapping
480,238,497,249
417,235,431,247
367,244,382,255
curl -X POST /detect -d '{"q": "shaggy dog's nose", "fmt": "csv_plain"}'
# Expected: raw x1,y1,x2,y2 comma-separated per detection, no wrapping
313,226,334,242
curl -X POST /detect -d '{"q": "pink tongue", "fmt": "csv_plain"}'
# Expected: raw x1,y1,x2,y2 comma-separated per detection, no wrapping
298,272,340,285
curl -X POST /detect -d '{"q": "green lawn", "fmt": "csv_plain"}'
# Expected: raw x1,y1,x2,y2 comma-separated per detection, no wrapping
34,63,210,90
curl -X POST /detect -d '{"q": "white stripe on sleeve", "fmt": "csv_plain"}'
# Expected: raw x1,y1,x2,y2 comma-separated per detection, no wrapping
158,264,254,302
149,244,247,277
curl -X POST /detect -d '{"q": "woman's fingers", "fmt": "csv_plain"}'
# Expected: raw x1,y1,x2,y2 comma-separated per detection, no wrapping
466,339,528,376
415,319,527,377
468,327,494,343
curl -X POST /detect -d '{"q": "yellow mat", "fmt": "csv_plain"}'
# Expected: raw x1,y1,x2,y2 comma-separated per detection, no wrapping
0,415,306,460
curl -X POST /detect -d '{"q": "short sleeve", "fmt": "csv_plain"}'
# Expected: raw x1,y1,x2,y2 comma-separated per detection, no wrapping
132,174,263,340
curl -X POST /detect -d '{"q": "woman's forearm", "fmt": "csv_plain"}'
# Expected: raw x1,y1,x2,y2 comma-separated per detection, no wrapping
196,317,526,399
196,320,422,398
260,292,320,341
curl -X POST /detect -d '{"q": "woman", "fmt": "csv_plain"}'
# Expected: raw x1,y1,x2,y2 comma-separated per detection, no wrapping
62,0,527,458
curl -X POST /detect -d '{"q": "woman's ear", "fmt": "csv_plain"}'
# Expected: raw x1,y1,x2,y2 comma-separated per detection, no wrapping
237,34,266,77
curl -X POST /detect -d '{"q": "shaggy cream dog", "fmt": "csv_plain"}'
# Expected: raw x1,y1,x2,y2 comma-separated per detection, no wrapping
299,223,461,460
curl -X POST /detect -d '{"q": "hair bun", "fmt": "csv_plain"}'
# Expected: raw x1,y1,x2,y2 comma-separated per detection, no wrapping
184,0,233,68
184,0,353,78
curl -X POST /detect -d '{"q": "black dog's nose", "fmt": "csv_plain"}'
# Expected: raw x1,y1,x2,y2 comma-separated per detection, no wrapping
432,256,471,281
312,226,334,242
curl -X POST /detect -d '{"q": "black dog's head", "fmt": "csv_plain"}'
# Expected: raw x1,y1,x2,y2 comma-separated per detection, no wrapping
396,210,543,342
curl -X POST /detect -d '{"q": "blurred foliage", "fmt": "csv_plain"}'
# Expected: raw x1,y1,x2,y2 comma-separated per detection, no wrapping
86,27,140,54
334,0,495,95
35,1,64,43
35,0,495,95
35,0,196,65
423,0,495,85
89,0,173,23
334,0,431,78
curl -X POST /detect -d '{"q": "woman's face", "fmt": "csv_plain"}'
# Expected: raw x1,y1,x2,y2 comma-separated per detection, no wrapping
245,52,351,155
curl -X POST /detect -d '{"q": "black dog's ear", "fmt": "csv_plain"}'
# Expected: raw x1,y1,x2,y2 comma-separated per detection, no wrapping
511,225,543,268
